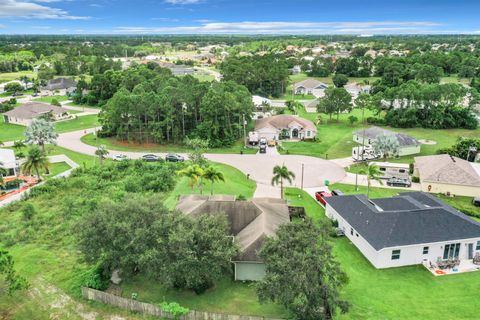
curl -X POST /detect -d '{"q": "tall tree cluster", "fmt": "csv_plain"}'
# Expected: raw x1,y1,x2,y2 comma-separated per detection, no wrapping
99,65,253,147
219,54,290,97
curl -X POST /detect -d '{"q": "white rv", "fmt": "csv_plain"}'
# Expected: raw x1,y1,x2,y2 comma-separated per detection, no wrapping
352,146,379,161
248,131,259,145
370,162,410,179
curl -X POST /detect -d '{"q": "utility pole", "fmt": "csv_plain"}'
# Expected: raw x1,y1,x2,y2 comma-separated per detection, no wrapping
301,163,304,190
242,113,247,147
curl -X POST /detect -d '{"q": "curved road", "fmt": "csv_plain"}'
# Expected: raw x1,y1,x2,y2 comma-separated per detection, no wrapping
57,128,347,198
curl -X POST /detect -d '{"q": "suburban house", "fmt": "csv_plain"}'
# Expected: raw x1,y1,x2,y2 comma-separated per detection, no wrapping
41,77,77,93
293,79,328,96
176,195,290,281
353,126,421,157
254,114,317,141
414,154,480,197
252,95,272,108
0,148,18,178
2,102,73,126
325,192,480,270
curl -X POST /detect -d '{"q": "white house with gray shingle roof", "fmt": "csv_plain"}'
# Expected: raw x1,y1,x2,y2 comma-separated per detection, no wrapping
353,126,421,157
326,192,480,269
414,154,480,197
293,79,328,97
3,102,72,126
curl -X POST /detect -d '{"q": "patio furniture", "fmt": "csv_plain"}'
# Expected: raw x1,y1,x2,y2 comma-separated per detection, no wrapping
474,253,480,265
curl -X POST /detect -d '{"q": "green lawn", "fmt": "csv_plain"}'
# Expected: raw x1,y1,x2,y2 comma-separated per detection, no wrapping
0,116,25,142
54,114,99,133
164,161,256,209
0,71,36,84
32,95,69,104
81,133,257,155
284,187,480,320
65,101,100,109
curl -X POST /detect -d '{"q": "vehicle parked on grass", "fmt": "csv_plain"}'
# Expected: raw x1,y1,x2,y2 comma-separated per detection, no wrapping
141,154,160,162
165,153,184,162
331,189,345,196
473,197,480,207
315,191,332,205
386,177,411,187
112,154,128,161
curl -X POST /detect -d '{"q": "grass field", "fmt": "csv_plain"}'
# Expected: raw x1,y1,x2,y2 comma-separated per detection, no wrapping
0,71,36,84
0,114,99,142
32,95,69,104
81,133,258,155
284,187,480,320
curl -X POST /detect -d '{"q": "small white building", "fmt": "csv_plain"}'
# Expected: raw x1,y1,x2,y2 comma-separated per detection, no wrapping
326,192,480,269
0,149,18,178
254,115,317,141
252,95,272,108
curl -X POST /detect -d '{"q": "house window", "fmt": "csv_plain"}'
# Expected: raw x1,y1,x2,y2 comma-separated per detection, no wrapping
379,167,386,171
476,241,480,251
306,131,310,137
423,246,429,254
399,169,406,173
356,233,359,237
350,227,354,236
391,250,401,260
443,243,461,259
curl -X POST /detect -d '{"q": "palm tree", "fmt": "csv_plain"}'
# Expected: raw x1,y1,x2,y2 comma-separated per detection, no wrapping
24,118,58,153
361,163,384,198
21,146,50,181
372,134,400,160
95,145,109,166
177,165,204,193
271,165,295,199
203,166,225,195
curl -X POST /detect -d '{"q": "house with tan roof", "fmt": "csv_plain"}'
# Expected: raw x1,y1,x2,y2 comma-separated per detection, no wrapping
414,154,480,197
3,102,73,126
176,195,290,281
254,114,317,141
293,78,328,97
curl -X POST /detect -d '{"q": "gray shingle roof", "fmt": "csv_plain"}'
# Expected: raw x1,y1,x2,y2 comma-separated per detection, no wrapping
3,102,70,120
41,77,77,90
354,126,419,146
326,192,480,250
294,79,328,90
176,195,290,262
255,115,317,132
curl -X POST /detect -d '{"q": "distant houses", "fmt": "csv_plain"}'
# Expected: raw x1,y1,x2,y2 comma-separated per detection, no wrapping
176,195,290,281
326,192,480,269
353,126,421,157
2,102,72,126
254,114,317,141
414,154,480,197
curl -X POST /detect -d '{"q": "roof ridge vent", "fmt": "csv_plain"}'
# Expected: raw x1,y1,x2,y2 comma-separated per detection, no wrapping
368,199,384,212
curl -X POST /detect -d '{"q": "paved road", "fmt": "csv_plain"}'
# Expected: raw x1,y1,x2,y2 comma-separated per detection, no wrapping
56,129,347,198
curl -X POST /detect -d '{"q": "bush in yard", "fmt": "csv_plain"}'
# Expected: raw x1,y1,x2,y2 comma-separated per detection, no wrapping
80,263,110,291
348,115,358,126
160,302,190,319
21,203,36,221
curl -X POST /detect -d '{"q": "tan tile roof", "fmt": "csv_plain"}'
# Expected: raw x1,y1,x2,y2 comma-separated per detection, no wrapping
415,154,480,187
3,102,70,120
255,115,317,132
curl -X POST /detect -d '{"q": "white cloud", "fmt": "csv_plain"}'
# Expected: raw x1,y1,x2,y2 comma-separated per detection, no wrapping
151,17,180,22
165,0,202,4
116,21,444,34
0,0,89,20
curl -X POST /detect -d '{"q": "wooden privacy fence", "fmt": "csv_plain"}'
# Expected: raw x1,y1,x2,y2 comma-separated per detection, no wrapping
81,287,284,320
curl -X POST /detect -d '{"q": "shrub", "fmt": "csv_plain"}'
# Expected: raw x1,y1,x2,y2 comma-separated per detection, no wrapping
160,302,190,319
21,203,36,221
80,263,110,291
411,176,420,183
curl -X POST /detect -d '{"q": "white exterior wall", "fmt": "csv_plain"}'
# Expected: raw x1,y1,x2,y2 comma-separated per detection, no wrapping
352,134,420,157
326,204,480,269
326,204,381,267
256,127,279,140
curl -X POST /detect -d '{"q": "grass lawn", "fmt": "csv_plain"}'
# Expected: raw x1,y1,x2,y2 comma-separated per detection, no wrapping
65,101,100,109
192,73,215,82
121,276,287,318
54,114,99,133
284,187,480,320
0,116,25,142
81,133,257,155
164,161,256,209
0,71,36,84
32,95,69,104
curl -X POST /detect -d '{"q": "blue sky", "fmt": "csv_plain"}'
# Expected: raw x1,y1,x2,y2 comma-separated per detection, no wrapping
1,0,480,34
